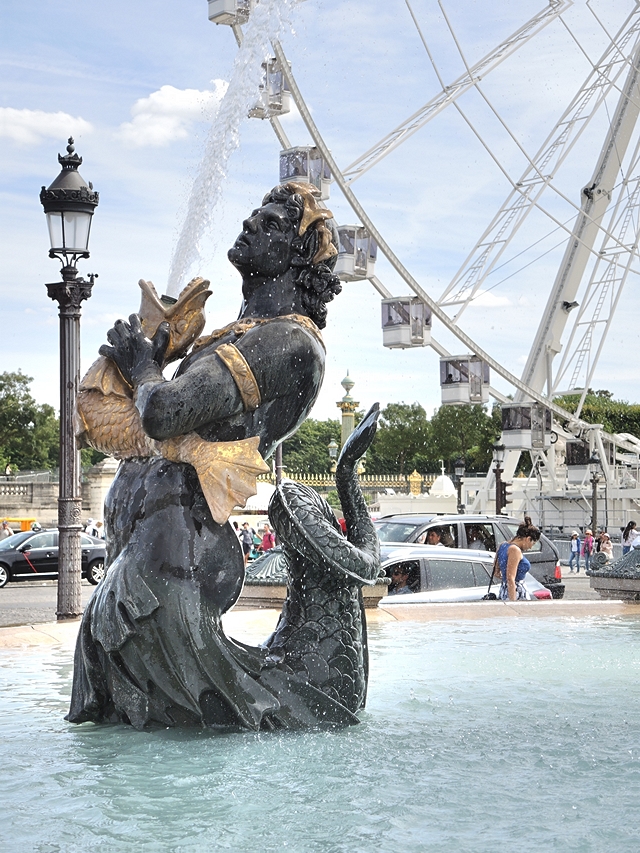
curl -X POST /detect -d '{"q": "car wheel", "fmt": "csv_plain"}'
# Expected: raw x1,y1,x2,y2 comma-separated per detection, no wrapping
0,564,9,588
87,560,105,585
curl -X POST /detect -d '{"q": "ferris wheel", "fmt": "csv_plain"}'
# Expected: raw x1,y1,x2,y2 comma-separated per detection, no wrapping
205,0,640,500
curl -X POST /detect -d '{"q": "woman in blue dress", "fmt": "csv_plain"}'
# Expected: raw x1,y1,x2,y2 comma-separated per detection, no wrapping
493,517,541,601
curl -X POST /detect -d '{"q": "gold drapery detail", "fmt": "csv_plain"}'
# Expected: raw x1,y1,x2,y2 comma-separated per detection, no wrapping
162,434,269,525
216,343,262,412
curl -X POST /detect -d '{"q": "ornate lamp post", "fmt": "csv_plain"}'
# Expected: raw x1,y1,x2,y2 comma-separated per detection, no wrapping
454,456,465,514
492,442,505,515
336,371,358,446
40,138,99,621
274,444,283,486
328,438,339,474
588,450,601,533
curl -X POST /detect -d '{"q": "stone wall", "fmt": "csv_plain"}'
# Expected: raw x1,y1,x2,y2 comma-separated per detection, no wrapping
0,481,61,527
0,457,119,526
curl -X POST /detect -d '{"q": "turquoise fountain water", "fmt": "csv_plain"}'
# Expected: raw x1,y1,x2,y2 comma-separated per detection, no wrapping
1,616,639,852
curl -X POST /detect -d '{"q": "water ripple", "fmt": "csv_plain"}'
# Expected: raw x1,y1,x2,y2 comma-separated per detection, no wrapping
1,616,640,851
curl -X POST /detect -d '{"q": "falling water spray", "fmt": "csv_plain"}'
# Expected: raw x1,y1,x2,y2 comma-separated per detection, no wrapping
166,0,299,297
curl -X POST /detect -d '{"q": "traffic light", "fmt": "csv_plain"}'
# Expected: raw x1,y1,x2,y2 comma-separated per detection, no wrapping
500,481,513,513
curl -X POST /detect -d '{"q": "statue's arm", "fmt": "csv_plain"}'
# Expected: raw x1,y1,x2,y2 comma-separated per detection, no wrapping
98,314,322,441
135,356,244,440
99,314,244,440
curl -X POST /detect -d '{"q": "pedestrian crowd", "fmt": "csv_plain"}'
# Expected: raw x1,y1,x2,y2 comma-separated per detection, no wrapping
232,520,276,565
567,521,639,572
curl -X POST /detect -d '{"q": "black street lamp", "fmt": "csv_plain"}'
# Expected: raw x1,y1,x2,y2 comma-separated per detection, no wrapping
454,456,465,514
493,442,505,515
588,449,601,534
40,138,98,621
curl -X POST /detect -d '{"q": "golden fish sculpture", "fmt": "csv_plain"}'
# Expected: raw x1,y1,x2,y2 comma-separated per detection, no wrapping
75,276,270,524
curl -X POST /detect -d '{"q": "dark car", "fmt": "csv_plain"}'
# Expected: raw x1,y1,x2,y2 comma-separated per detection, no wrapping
374,513,564,596
0,529,106,588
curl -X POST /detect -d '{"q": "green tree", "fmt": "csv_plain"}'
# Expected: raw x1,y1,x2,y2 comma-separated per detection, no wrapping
366,403,430,475
0,371,60,471
282,418,341,474
81,447,108,468
427,403,501,473
554,390,640,437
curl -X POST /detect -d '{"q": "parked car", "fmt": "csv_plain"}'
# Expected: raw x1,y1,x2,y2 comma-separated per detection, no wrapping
378,545,552,605
374,513,564,596
0,529,106,587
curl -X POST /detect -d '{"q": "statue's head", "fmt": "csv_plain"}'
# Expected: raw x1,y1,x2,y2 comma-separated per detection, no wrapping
228,182,342,329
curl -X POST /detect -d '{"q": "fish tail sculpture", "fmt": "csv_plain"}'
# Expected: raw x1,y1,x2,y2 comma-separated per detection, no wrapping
75,276,211,459
265,403,381,716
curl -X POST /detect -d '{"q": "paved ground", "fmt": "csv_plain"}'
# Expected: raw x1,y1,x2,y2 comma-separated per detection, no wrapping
0,580,96,629
0,570,600,630
557,570,600,600
1,577,636,649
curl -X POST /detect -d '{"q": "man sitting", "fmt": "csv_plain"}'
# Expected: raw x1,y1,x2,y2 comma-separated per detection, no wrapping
422,528,445,547
388,566,414,595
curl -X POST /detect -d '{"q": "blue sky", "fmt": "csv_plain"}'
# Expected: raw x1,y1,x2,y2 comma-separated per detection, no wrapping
1,0,638,422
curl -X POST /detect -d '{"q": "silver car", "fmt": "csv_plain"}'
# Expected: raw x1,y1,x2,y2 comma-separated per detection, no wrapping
374,512,563,596
378,545,552,605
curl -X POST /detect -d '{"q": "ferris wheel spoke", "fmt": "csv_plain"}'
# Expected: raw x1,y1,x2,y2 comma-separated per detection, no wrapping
341,0,571,184
437,8,640,313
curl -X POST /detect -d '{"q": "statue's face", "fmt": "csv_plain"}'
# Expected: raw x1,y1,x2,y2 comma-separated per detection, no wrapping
228,202,297,279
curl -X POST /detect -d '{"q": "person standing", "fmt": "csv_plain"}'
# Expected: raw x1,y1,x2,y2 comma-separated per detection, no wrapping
0,520,13,540
261,523,275,552
622,521,639,555
85,518,100,538
240,522,255,565
492,518,541,601
581,529,594,572
569,531,581,573
600,533,613,560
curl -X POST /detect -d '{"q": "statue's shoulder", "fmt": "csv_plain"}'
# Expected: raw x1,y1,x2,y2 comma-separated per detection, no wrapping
237,314,325,353
250,314,326,350
191,313,324,356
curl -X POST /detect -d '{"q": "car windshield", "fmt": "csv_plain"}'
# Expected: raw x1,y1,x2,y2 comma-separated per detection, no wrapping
375,521,424,542
0,532,32,551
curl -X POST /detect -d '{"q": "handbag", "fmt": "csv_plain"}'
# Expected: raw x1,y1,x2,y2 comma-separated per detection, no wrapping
482,552,499,600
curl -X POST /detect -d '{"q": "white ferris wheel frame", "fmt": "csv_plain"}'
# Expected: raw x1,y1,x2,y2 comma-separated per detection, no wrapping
223,0,640,466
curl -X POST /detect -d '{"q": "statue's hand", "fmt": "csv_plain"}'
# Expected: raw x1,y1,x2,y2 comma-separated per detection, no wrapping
99,314,170,387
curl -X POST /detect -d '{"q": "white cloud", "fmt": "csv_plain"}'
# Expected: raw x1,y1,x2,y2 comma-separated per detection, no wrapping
471,289,511,308
453,288,511,308
117,81,228,147
0,108,92,145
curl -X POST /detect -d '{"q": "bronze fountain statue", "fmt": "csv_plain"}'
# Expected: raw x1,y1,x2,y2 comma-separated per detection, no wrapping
67,183,381,730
